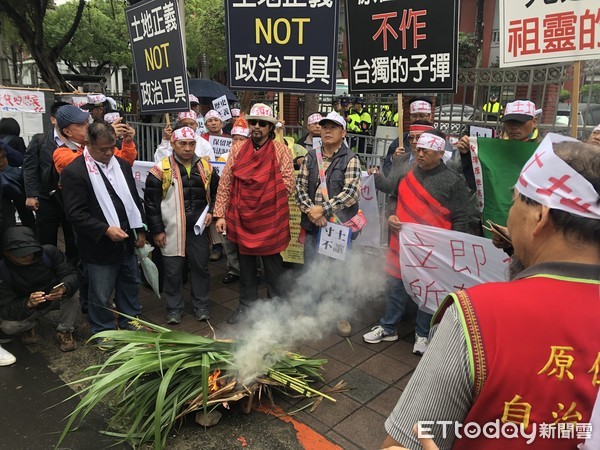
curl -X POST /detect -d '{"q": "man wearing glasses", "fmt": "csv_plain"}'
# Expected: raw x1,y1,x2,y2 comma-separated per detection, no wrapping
363,130,476,355
214,104,295,324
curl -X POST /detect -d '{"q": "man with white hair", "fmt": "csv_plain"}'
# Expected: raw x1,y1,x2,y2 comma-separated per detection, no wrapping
363,129,475,355
588,124,600,146
382,135,600,450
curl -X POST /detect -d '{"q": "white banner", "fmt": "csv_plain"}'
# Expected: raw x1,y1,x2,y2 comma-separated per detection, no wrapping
353,173,381,248
0,89,46,113
399,223,510,315
500,1,600,68
132,160,155,198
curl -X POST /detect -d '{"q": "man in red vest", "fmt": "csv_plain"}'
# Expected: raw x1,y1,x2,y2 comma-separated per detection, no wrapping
363,130,475,355
382,136,600,449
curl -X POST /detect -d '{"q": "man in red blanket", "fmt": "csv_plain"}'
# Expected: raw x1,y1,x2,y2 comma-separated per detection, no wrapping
214,104,295,324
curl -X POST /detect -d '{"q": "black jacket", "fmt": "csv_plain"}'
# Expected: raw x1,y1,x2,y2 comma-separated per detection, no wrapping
144,155,220,234
0,227,80,321
23,129,58,198
60,155,146,264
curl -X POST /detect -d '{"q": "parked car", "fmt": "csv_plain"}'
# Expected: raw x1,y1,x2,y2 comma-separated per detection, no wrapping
433,104,478,134
554,102,600,127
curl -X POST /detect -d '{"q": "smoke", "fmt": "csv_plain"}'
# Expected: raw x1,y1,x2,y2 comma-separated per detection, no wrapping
230,250,387,384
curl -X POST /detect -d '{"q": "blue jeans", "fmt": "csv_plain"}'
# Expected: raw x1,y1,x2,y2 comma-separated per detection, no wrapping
379,275,433,337
85,254,142,334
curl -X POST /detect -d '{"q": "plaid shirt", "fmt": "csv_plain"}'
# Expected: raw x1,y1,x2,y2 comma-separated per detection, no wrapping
296,148,361,217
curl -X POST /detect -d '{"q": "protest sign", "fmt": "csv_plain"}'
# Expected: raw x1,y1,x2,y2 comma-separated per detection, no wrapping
209,135,233,158
212,95,232,121
126,0,189,114
318,222,352,261
399,223,510,315
225,0,338,93
281,192,304,264
500,0,600,68
353,174,381,248
0,89,46,113
468,137,537,233
345,0,459,93
132,160,155,198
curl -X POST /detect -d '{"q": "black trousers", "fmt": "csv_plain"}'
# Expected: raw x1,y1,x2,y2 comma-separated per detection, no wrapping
36,196,77,261
238,252,286,307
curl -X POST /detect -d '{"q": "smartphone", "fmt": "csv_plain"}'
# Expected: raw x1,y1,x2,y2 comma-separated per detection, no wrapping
483,220,512,244
46,282,65,296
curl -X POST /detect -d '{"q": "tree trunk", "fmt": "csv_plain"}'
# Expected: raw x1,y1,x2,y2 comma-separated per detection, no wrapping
30,48,70,91
475,0,485,68
303,94,320,136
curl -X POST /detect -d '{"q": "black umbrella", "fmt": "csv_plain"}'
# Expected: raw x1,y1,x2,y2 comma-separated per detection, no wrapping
188,79,238,103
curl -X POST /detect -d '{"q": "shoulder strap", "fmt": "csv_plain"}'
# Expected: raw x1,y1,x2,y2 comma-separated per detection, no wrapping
161,157,172,199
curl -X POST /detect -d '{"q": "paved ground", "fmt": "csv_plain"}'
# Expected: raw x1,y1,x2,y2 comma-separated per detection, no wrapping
0,251,422,450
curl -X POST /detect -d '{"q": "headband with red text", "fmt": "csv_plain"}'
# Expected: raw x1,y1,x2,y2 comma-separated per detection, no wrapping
171,127,197,142
416,133,445,152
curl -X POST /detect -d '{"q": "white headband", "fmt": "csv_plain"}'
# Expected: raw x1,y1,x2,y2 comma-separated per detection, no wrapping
307,113,323,125
410,101,432,114
516,133,600,220
171,127,197,142
231,126,249,137
416,133,445,152
205,110,222,121
177,111,197,121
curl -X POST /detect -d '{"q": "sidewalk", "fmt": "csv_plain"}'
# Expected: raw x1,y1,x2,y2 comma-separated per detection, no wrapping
1,252,421,449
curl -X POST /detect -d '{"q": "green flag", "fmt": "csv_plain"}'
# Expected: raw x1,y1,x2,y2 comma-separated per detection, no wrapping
475,138,538,235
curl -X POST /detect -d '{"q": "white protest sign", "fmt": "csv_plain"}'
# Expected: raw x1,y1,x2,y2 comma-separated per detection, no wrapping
318,222,352,261
208,135,233,158
353,173,381,248
399,223,510,315
0,89,46,113
132,160,155,198
470,126,493,138
196,116,206,134
312,137,322,149
212,95,232,121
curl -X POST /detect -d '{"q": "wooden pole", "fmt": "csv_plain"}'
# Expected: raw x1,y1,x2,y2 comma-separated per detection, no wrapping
276,92,285,142
165,113,170,126
397,93,404,140
570,61,581,139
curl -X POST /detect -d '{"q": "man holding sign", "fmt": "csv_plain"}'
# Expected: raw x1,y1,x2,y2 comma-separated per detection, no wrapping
363,130,475,355
296,112,361,264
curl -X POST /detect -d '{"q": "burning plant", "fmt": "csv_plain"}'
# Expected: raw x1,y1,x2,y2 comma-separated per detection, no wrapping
55,317,335,450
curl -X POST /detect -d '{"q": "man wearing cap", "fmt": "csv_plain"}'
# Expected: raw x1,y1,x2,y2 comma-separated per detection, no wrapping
340,97,352,119
214,103,295,324
332,99,342,114
145,125,220,324
154,111,215,163
23,101,75,257
481,93,503,121
297,113,323,152
53,105,137,175
347,98,372,153
60,122,146,335
588,124,600,146
223,108,241,135
383,97,437,176
0,227,80,352
296,111,361,263
382,136,600,450
363,130,475,355
81,93,111,123
457,99,541,191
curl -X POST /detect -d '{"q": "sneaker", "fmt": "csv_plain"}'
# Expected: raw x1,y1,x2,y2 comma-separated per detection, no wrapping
21,323,40,345
0,345,16,366
166,311,182,325
226,307,245,325
363,325,399,344
413,334,429,355
56,331,77,352
195,309,210,321
209,247,223,262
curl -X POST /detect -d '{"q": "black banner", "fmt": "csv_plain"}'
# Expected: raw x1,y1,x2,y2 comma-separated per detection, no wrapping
126,0,190,114
225,0,338,93
345,0,459,93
